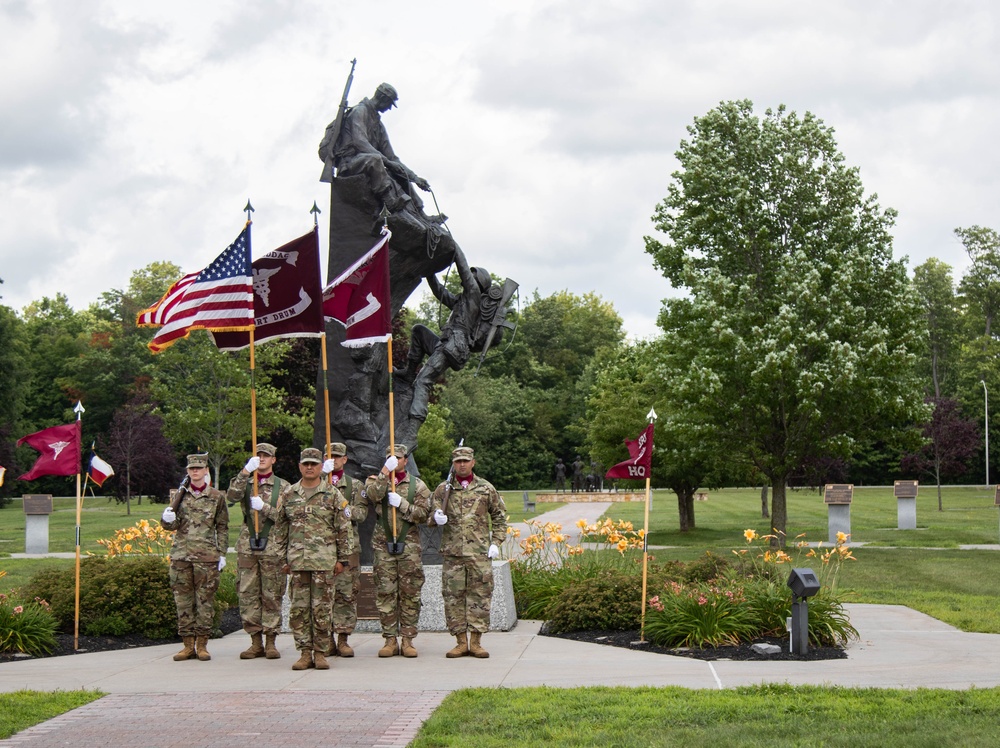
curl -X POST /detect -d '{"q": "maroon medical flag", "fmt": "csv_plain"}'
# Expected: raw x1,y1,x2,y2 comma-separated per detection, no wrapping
605,423,654,480
17,423,81,481
322,230,391,347
136,225,254,353
210,228,324,351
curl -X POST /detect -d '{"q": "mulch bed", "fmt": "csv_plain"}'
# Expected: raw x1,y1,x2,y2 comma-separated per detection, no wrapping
0,608,243,662
541,625,847,661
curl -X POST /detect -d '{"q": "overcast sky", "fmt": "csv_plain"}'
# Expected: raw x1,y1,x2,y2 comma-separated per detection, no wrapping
2,0,997,339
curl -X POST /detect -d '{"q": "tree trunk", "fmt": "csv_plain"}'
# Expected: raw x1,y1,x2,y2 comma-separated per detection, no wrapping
677,489,696,532
760,485,769,518
769,480,788,548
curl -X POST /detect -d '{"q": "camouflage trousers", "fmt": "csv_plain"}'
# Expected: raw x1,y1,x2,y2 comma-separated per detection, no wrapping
288,570,335,654
237,553,287,635
442,555,494,635
373,544,424,638
168,559,220,638
333,552,361,634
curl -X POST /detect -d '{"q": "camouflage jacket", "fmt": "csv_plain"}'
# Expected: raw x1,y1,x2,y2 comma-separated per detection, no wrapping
163,485,229,563
364,471,431,544
432,475,506,558
274,480,351,571
225,470,290,558
330,471,365,555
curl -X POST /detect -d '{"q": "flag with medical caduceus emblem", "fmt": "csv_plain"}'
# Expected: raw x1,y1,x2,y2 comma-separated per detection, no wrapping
17,423,81,480
321,229,391,347
605,423,654,480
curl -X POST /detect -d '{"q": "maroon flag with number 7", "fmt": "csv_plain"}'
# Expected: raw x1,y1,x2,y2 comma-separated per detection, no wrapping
605,423,654,480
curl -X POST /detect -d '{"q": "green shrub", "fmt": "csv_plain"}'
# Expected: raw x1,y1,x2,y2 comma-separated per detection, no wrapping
0,594,58,656
23,556,178,639
681,551,731,583
544,570,643,634
644,578,760,647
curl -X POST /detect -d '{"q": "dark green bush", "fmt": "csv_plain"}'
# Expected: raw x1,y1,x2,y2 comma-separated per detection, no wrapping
681,551,731,583
544,570,643,634
24,556,178,639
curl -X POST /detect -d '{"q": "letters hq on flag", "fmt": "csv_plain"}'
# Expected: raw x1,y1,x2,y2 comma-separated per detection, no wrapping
322,231,391,347
136,226,254,353
17,423,81,481
210,229,324,351
605,423,654,480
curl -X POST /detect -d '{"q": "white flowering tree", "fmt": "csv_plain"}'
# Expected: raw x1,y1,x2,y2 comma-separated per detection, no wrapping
645,100,927,544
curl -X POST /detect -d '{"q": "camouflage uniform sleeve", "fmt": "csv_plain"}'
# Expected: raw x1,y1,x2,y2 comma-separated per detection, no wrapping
349,479,368,524
226,471,250,507
214,492,230,554
488,486,507,547
366,471,389,503
333,487,351,565
161,488,183,531
258,477,285,522
271,482,294,557
404,479,432,526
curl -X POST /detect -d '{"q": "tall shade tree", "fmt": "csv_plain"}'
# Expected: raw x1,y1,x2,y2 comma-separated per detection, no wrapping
912,259,961,399
955,226,1000,340
645,100,927,545
901,398,980,511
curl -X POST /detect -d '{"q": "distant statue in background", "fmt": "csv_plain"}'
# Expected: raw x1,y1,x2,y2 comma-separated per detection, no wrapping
554,458,567,493
571,456,585,493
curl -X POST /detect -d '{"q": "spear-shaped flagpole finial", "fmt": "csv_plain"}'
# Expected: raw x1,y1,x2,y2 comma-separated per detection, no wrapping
244,200,255,223
310,201,321,227
74,401,85,420
646,407,658,423
379,204,390,229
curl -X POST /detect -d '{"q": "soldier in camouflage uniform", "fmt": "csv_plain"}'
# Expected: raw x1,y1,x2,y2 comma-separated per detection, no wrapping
271,447,351,671
161,453,230,662
326,441,367,657
225,442,290,660
363,444,431,657
431,445,506,658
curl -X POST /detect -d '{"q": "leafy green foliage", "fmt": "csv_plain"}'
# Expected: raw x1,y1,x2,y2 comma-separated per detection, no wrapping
544,570,643,634
0,593,58,656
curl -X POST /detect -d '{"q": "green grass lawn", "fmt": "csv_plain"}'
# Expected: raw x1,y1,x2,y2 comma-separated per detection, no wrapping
0,690,104,740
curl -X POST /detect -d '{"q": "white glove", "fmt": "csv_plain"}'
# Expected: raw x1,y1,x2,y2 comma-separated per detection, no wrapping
388,491,402,507
161,507,176,524
383,455,399,472
487,544,500,559
218,557,227,571
322,458,337,475
249,495,264,511
244,456,260,473
433,509,448,526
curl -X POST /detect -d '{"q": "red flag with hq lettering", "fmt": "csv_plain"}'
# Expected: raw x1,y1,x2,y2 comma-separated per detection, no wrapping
604,423,654,480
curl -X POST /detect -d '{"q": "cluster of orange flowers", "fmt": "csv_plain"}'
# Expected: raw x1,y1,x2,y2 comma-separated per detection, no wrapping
576,517,645,555
96,519,174,558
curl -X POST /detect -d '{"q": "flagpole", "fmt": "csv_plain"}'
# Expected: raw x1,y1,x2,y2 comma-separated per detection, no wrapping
312,206,335,477
388,333,398,540
640,407,657,642
72,401,85,651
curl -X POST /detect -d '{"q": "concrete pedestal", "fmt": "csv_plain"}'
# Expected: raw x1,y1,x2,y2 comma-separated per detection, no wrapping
827,503,851,545
25,515,50,554
281,561,517,634
897,497,917,530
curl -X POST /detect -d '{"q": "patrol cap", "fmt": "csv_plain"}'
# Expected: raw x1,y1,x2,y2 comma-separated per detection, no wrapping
452,446,475,462
299,447,323,464
186,453,209,469
375,82,398,108
327,442,347,457
255,443,277,457
385,444,408,459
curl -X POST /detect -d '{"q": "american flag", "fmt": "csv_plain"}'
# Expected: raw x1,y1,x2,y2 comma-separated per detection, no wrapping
137,226,255,353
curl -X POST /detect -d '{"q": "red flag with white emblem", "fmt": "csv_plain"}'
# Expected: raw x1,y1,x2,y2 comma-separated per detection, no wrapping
322,230,391,347
17,423,81,480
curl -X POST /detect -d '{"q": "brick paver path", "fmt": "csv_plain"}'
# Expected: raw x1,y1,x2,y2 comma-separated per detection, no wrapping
0,691,450,748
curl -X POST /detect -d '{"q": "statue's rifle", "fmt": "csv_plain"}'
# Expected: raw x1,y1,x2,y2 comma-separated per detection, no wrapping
474,278,519,375
319,58,357,183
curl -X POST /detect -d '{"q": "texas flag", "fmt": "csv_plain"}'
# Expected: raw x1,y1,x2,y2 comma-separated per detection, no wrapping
88,448,115,488
605,424,654,480
322,229,392,347
17,423,81,481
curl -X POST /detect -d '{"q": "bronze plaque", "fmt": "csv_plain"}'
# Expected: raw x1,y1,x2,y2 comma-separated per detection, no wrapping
23,494,53,515
356,571,378,619
824,484,854,505
894,480,918,499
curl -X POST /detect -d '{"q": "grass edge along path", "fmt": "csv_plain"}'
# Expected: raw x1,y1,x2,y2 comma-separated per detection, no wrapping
0,690,104,740
411,684,1000,748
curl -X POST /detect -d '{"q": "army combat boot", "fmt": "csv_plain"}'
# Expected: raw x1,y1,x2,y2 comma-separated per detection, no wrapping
292,650,314,670
469,631,489,659
400,637,418,658
240,632,265,659
446,632,469,658
313,650,330,670
173,636,196,661
336,633,354,658
264,634,281,659
378,636,399,657
195,635,212,661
